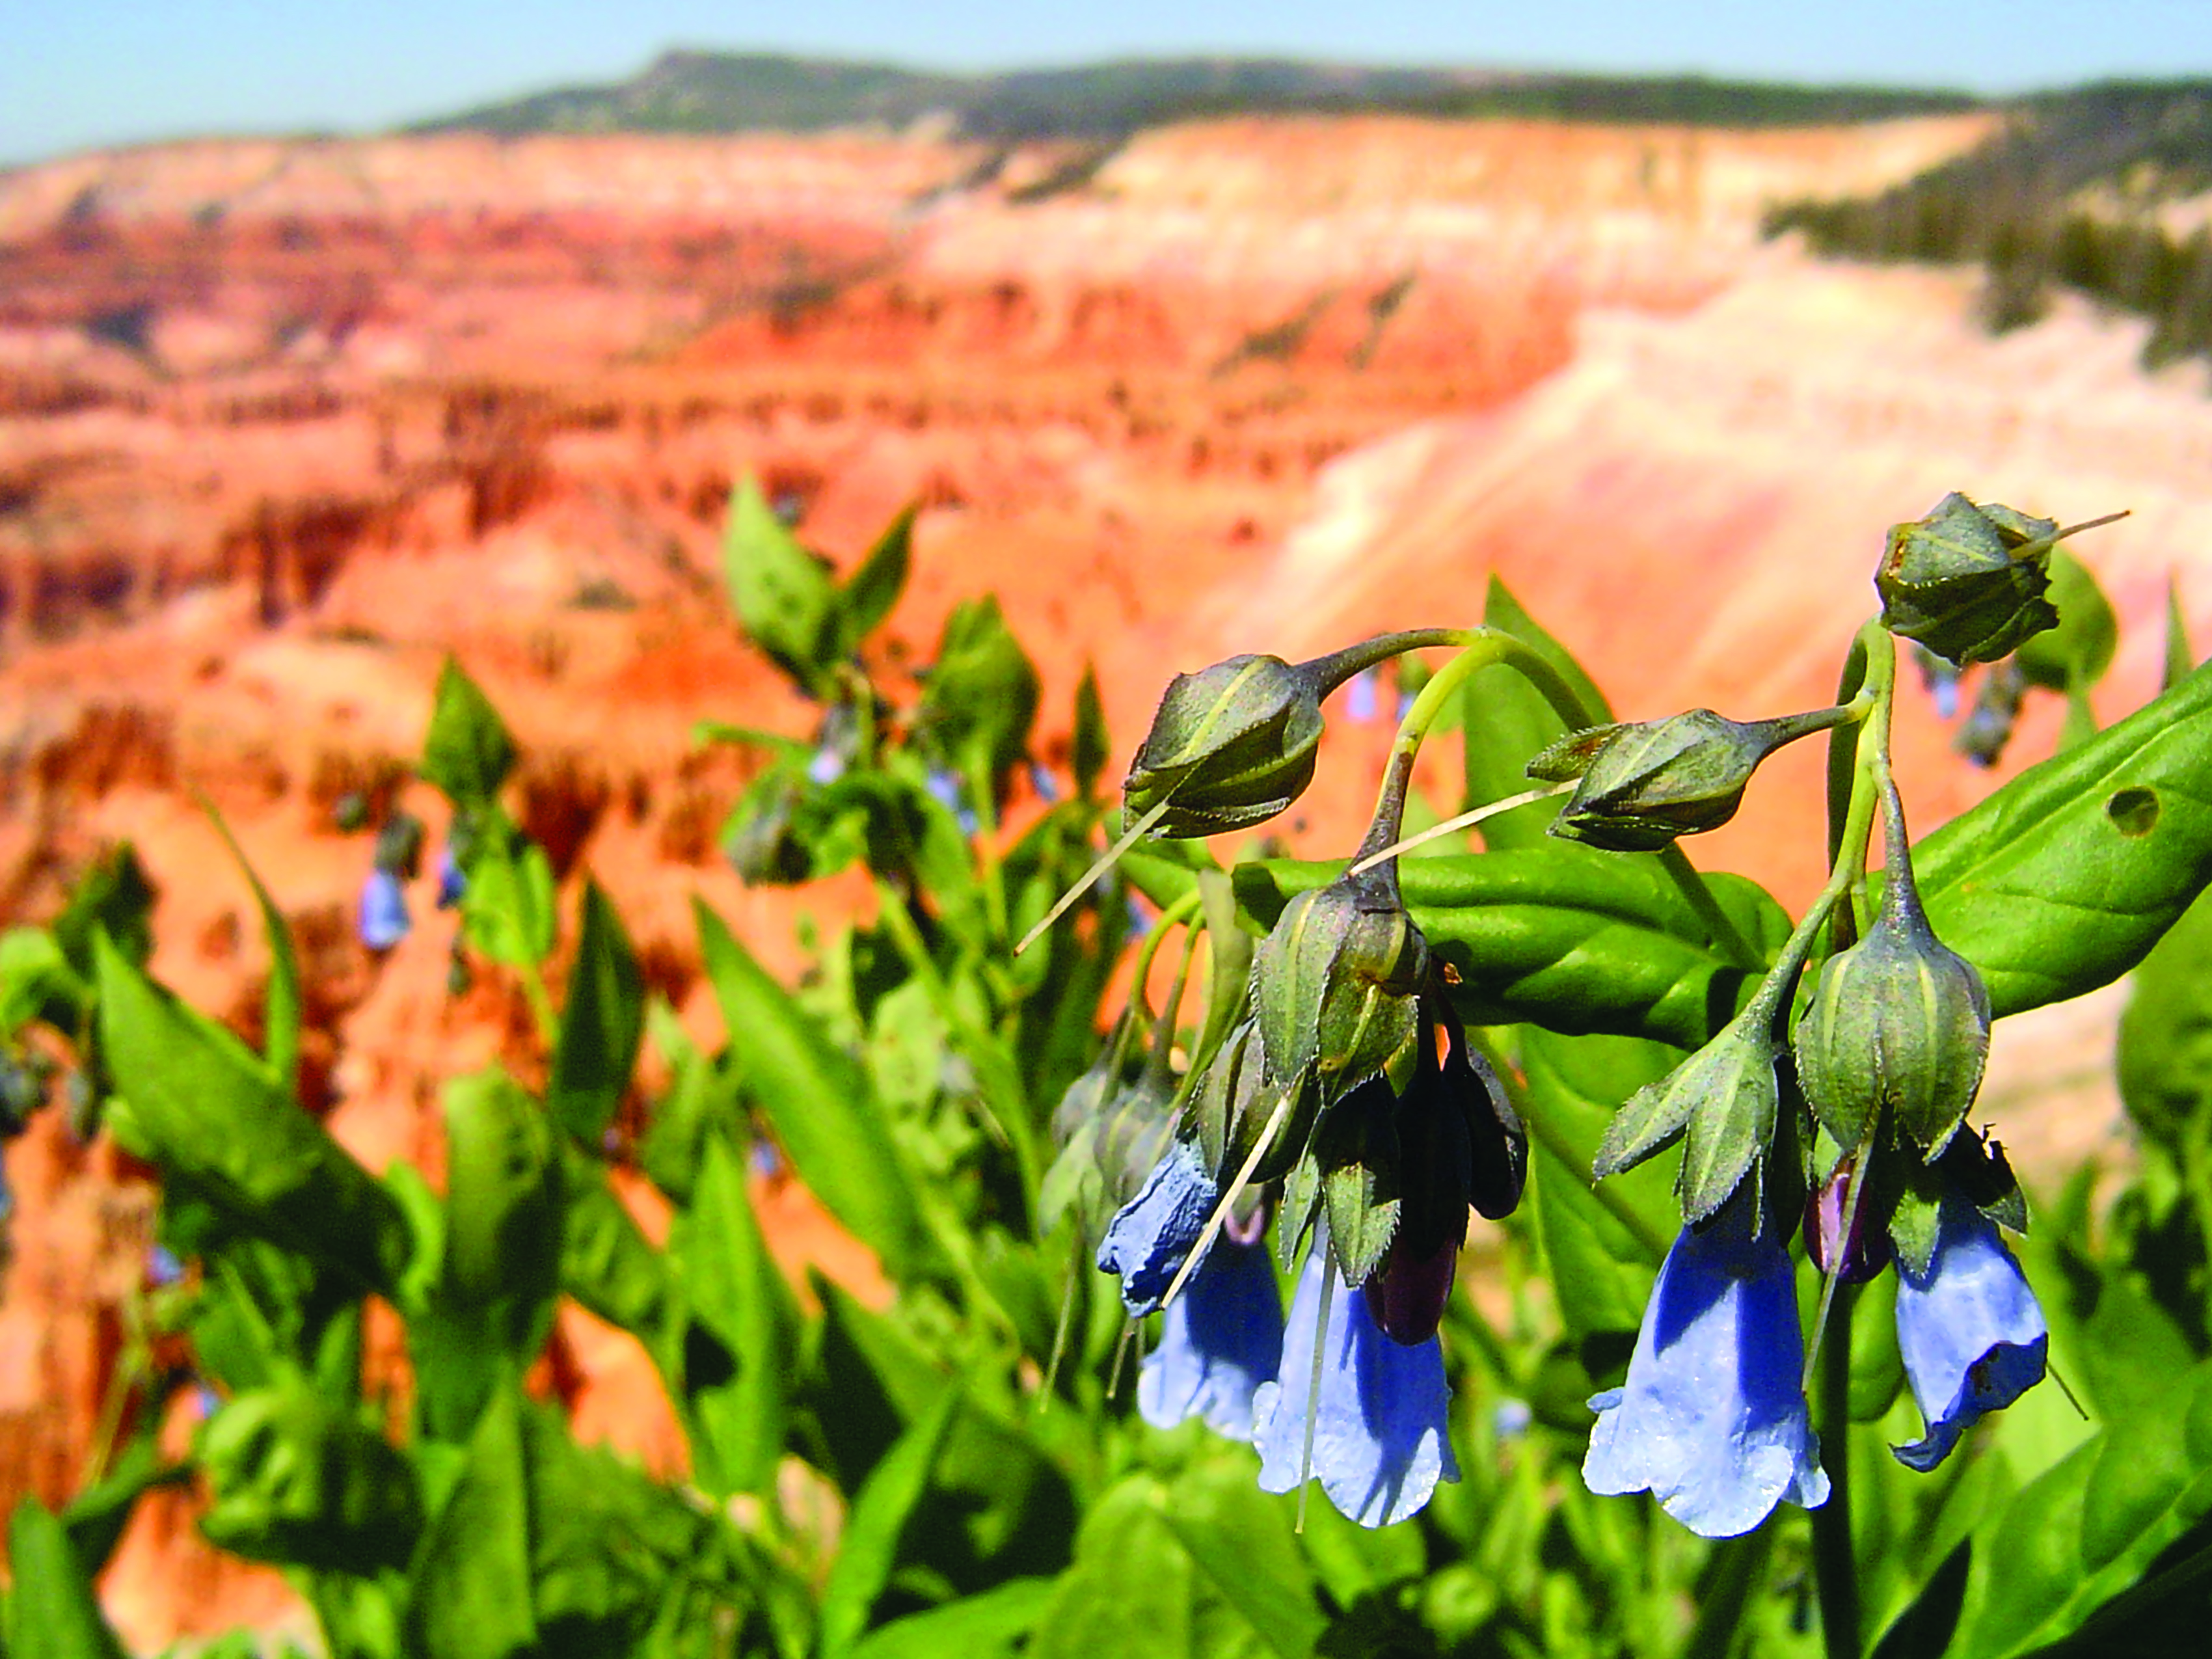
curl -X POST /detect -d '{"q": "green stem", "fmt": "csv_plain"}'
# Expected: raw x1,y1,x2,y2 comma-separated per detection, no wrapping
1681,1524,1777,1659
520,962,558,1048
1813,1280,1861,1659
1518,1088,1677,1262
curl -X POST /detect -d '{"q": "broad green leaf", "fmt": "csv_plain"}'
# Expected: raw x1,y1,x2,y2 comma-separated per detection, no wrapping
416,1070,563,1439
916,596,1040,784
205,805,302,1092
841,502,915,651
1915,660,2212,1016
2116,885,2212,1157
694,898,931,1279
846,1577,1055,1659
2016,546,2117,694
1940,1356,2212,1656
7,1497,128,1659
1463,576,1611,850
724,476,843,694
672,1135,800,1498
558,1144,675,1352
1155,1464,1327,1659
1519,1030,1676,1354
1235,848,1790,1049
198,1384,422,1573
407,1390,538,1659
458,818,556,969
0,927,87,1040
97,934,411,1297
818,1390,960,1658
1030,1476,1271,1659
53,843,154,980
420,657,517,807
547,882,645,1144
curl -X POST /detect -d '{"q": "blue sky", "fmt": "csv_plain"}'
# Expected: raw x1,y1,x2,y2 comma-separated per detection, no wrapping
7,0,2212,167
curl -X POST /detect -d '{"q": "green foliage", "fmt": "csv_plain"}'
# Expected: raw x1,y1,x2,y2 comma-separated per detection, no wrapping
18,489,2212,1659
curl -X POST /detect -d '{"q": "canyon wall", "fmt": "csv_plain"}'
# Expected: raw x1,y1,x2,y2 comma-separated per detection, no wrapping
15,106,2205,1645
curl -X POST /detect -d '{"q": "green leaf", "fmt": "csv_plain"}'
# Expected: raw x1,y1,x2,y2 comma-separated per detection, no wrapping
407,1390,539,1659
204,805,302,1092
1235,848,1790,1050
53,843,154,980
416,1070,563,1439
725,475,843,694
0,927,88,1042
420,657,518,807
548,882,645,1144
1462,576,1611,850
2116,885,2212,1157
638,1000,741,1208
7,1497,128,1659
62,1430,188,1577
1073,662,1111,800
672,1135,800,1498
1154,1464,1327,1659
1030,1476,1272,1659
917,596,1040,784
1519,1030,1675,1355
2165,575,2195,694
558,1144,675,1352
1914,661,2212,1018
198,1384,423,1573
97,934,411,1298
1939,1356,2212,1656
846,1578,1055,1659
818,1390,961,1658
457,816,556,969
694,898,931,1280
841,503,915,651
2016,546,2117,694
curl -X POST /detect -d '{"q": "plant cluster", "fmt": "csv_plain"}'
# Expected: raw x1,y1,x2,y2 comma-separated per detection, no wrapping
0,481,2206,1659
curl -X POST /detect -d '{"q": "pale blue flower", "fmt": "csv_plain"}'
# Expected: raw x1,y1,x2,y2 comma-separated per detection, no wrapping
435,846,466,910
1892,1202,2047,1472
358,868,410,951
1139,1234,1284,1439
1098,1139,1217,1315
1251,1236,1459,1527
1583,1208,1829,1538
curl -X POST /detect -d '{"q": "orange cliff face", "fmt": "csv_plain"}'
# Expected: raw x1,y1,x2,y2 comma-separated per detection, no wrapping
7,107,2137,1646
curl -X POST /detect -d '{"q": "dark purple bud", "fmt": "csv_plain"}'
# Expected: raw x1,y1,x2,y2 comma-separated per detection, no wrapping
1803,1165,1890,1284
1362,1228,1459,1346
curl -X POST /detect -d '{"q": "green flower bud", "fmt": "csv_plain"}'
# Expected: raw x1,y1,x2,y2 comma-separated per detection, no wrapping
1252,869,1429,1109
1876,492,2061,667
1123,653,1325,837
1794,876,1990,1162
1192,1020,1314,1186
1530,707,1847,853
1593,1009,1782,1224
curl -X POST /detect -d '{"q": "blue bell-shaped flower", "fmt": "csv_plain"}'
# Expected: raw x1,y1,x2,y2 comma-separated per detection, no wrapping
1250,1232,1458,1527
1583,1194,1829,1537
1098,1139,1217,1316
358,867,411,952
1891,1200,2047,1472
1137,1227,1285,1440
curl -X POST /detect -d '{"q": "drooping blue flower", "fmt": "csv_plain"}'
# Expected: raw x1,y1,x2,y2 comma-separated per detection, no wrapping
1139,1232,1284,1439
1891,1200,2047,1472
1583,1204,1829,1538
358,867,411,952
1250,1235,1459,1528
1098,1139,1217,1315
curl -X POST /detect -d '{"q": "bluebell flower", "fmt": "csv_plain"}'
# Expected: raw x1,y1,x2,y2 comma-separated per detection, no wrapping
1251,1235,1459,1528
358,868,411,951
1029,760,1060,803
146,1245,186,1287
1098,1139,1217,1315
1892,1201,2047,1472
1139,1230,1284,1439
435,846,467,910
1583,1204,1829,1538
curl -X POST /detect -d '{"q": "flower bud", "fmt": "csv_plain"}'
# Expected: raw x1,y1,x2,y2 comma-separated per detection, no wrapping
1794,872,1990,1161
1530,707,1842,853
1251,872,1429,1107
1123,654,1325,837
1876,492,2060,666
1803,1163,1891,1284
1191,1021,1314,1187
1593,1009,1781,1224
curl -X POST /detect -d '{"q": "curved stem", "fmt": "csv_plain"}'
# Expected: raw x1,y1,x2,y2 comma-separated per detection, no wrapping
1658,844,1764,971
